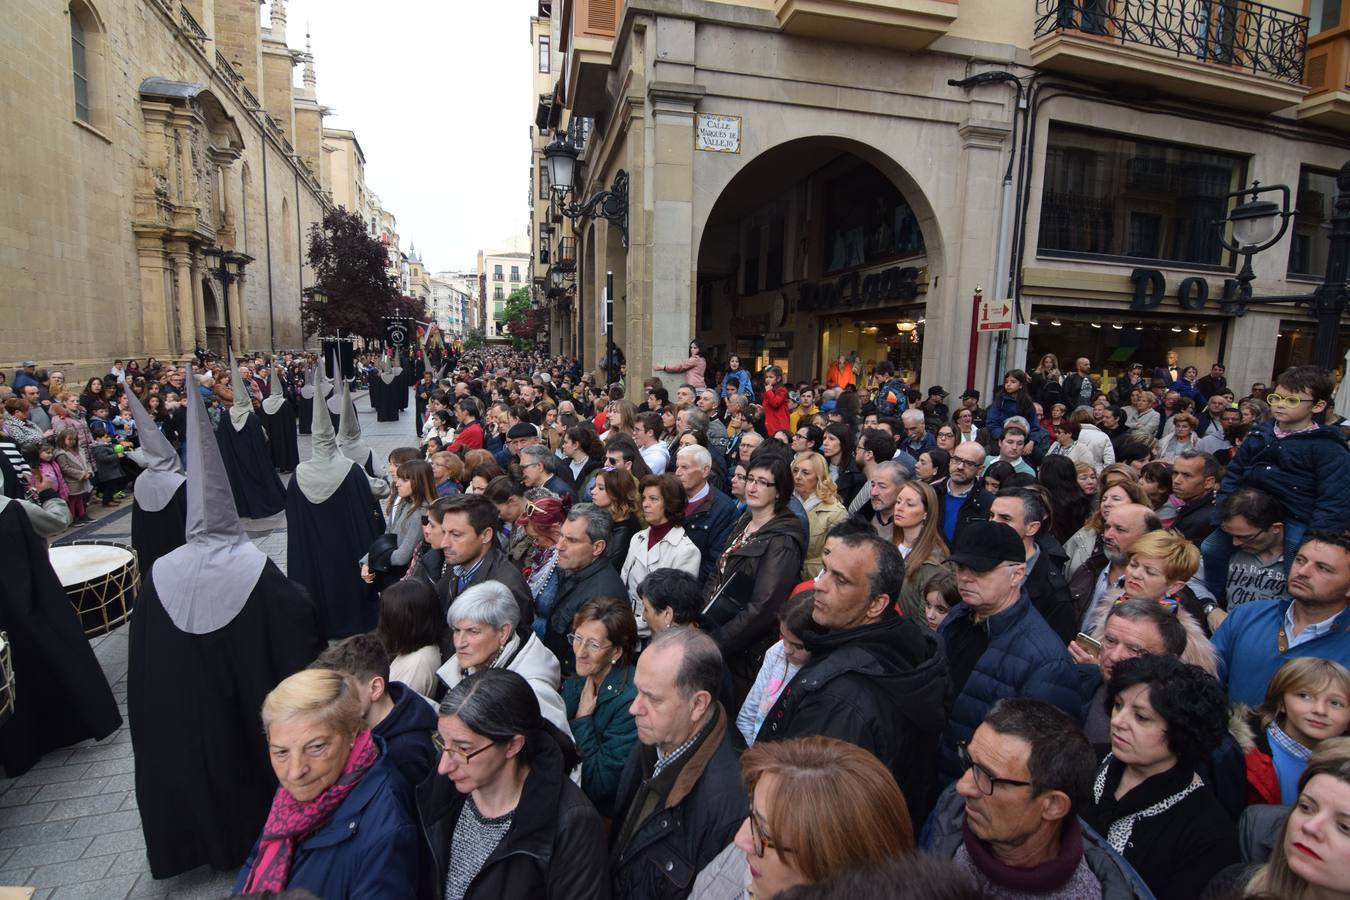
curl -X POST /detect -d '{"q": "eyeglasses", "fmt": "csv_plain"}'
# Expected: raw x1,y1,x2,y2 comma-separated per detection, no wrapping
746,803,792,857
950,457,982,469
430,732,495,763
957,742,1033,795
567,632,613,654
1267,393,1313,408
745,475,776,490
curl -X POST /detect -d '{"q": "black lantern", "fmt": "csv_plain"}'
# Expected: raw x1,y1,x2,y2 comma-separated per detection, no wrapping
202,245,247,352
543,130,629,249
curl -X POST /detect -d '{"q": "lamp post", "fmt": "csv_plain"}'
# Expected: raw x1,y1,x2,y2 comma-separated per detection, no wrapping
1216,161,1350,371
202,245,246,354
543,131,629,249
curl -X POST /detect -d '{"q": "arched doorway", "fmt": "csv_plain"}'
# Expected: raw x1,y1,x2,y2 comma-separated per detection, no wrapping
202,279,226,357
695,137,941,387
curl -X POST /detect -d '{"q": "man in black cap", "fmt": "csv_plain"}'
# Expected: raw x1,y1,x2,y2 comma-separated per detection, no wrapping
920,385,949,431
504,422,540,466
958,388,985,428
936,520,1080,783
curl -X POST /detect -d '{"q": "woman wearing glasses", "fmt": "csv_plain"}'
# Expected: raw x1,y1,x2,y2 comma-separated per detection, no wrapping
621,474,701,636
436,581,573,740
420,668,608,900
690,735,913,899
1083,655,1239,900
561,597,639,817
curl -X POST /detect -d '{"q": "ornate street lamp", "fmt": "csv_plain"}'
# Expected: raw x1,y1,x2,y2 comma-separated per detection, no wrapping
1215,162,1350,371
544,130,629,249
202,245,247,352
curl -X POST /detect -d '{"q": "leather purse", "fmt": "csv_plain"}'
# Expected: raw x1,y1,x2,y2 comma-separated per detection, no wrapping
366,532,400,574
701,569,754,632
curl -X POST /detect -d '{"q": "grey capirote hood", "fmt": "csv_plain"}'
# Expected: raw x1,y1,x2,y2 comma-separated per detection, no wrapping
294,353,362,505
324,373,343,415
297,361,333,400
377,354,402,385
227,351,253,432
151,364,267,634
122,387,185,513
336,377,373,469
261,366,287,416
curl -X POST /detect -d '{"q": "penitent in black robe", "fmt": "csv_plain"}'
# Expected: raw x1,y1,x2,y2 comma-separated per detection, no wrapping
131,483,187,578
261,401,300,472
284,468,386,639
128,561,324,878
372,379,401,422
215,417,285,518
296,394,313,435
0,501,122,776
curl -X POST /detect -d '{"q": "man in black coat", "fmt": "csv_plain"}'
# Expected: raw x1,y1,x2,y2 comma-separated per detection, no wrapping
1196,363,1227,403
1170,451,1219,544
431,495,533,652
673,444,738,582
611,627,746,900
546,504,628,676
990,488,1078,643
756,531,950,823
938,440,994,546
1061,356,1095,411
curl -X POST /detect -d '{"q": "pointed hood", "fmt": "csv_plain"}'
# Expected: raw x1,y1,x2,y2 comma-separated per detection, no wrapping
378,352,401,384
228,351,253,431
336,377,373,468
295,352,359,504
324,367,343,414
123,388,185,512
151,364,267,634
262,366,287,416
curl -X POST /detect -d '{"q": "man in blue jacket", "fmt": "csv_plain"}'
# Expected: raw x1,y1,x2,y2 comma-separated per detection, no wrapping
938,521,1081,784
674,444,738,582
1211,530,1350,707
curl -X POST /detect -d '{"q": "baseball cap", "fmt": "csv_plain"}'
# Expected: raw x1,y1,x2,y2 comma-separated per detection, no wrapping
928,386,947,397
1129,362,1144,371
21,360,35,367
506,423,538,440
948,521,1025,572
960,389,980,400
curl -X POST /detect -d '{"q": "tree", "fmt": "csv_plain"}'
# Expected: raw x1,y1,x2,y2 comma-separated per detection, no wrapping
501,288,540,350
463,328,485,351
301,208,400,339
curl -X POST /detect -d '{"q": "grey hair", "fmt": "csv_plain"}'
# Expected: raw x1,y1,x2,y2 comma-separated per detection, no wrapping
1004,416,1030,433
565,502,612,544
727,393,747,411
684,409,710,432
900,408,925,425
677,444,712,469
698,389,718,404
647,626,723,701
447,581,518,631
519,444,554,471
872,460,907,484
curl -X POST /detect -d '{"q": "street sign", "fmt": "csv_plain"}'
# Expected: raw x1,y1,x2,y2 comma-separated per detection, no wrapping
977,298,1013,332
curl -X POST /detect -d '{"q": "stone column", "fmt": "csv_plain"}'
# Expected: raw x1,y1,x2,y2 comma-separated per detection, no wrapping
228,274,245,351
190,251,208,348
168,243,196,356
135,231,175,360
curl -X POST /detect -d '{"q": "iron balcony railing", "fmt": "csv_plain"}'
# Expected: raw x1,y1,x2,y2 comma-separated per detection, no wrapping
555,236,577,271
1035,0,1309,84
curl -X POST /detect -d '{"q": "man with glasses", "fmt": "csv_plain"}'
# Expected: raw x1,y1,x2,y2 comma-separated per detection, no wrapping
923,699,1151,898
519,444,574,502
610,627,746,899
1200,488,1288,627
544,504,626,675
939,440,994,545
938,521,1080,784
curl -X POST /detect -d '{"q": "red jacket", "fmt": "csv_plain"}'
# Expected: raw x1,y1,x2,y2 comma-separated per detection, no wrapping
762,386,790,435
1244,746,1280,806
447,421,483,453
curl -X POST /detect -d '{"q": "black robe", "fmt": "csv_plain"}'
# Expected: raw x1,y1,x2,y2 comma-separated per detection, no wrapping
368,375,381,412
261,401,300,472
128,561,324,878
284,468,386,639
131,483,187,578
372,378,401,422
0,501,121,775
296,392,313,435
215,416,285,518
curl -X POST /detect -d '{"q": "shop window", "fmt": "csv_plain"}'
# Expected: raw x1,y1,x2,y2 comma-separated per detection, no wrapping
1288,166,1336,279
1039,125,1246,268
823,166,924,275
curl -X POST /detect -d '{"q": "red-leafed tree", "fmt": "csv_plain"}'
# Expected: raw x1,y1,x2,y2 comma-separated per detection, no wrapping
301,207,400,339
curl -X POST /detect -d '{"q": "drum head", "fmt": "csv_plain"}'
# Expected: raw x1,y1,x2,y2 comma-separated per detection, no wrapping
49,544,135,588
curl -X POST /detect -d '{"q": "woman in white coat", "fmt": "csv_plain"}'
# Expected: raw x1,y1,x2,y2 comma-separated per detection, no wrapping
1069,407,1115,472
621,473,701,637
436,581,573,740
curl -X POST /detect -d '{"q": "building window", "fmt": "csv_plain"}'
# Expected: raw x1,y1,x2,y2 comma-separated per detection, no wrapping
511,266,520,282
494,287,504,300
1039,124,1246,268
539,159,550,200
823,164,925,275
71,13,89,122
539,234,550,264
1308,0,1343,34
494,264,503,280
68,1,105,128
1288,166,1336,278
538,35,550,73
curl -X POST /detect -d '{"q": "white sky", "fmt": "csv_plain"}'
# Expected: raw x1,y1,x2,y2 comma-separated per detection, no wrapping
279,0,536,273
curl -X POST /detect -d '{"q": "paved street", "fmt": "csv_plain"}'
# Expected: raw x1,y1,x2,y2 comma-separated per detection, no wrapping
0,392,419,899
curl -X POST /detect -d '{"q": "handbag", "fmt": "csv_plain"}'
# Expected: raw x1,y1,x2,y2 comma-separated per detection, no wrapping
366,532,400,574
701,569,754,632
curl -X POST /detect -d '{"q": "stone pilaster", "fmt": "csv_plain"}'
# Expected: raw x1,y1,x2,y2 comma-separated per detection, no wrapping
168,243,196,355
190,251,208,347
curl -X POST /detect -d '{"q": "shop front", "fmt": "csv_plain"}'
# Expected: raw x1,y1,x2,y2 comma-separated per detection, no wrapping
1026,305,1229,386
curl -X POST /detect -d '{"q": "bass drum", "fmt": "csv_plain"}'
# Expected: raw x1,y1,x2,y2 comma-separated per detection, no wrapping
48,540,140,636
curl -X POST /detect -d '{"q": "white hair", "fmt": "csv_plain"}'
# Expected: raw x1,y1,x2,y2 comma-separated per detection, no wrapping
901,409,925,425
677,444,712,469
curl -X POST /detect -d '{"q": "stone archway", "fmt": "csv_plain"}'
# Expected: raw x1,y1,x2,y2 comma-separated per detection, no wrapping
202,278,226,357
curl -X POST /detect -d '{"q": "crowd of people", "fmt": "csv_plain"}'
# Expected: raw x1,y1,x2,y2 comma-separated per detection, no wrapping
3,341,1350,900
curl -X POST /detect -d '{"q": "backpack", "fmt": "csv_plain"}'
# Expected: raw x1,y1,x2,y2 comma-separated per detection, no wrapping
874,378,909,416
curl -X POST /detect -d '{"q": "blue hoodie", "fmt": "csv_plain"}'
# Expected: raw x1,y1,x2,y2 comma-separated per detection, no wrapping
374,681,438,789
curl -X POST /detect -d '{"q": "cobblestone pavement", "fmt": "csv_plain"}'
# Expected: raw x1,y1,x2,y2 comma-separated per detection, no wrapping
0,392,420,899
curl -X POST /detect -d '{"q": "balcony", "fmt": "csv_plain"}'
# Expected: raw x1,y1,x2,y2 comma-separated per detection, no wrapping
773,0,958,50
562,0,616,118
1032,0,1309,114
554,236,577,271
1298,8,1350,130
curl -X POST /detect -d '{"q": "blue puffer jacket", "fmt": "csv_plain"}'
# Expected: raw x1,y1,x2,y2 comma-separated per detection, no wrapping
937,592,1081,783
234,735,420,900
720,369,754,401
984,392,1044,444
1216,420,1349,529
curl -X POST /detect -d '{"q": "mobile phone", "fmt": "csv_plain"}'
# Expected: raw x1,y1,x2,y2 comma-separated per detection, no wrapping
1074,632,1102,658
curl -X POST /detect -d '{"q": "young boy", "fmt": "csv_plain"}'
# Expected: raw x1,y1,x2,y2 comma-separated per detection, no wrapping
89,425,129,506
1203,365,1350,604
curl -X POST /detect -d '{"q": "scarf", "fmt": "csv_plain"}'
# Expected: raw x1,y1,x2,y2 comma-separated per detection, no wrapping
960,817,1086,893
242,729,379,893
1091,754,1202,854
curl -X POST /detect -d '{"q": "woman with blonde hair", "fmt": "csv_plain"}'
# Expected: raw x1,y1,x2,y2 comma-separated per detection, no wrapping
1243,737,1350,900
1062,477,1152,577
602,399,638,439
691,735,914,900
235,669,418,898
791,451,847,579
1243,657,1350,805
892,479,950,621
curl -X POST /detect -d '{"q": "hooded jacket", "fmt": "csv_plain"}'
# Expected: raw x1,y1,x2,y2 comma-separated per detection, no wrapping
1217,420,1349,529
374,682,439,790
757,614,951,822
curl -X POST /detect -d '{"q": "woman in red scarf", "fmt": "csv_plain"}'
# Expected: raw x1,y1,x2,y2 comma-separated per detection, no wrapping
235,668,419,899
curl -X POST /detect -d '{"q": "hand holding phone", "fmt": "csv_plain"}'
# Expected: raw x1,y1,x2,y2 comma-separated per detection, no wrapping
1070,632,1101,663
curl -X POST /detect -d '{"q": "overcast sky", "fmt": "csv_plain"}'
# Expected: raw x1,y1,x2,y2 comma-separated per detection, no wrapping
279,0,536,273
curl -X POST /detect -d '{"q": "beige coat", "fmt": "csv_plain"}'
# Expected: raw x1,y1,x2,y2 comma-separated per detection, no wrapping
801,497,847,579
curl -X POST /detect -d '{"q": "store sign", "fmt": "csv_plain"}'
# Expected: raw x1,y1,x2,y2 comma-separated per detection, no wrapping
1129,269,1243,314
978,298,1013,332
696,114,741,153
799,265,921,312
